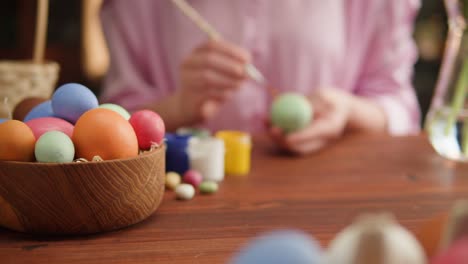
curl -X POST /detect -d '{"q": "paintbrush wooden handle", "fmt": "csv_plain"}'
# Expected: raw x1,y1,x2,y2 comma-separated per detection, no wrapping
171,0,266,84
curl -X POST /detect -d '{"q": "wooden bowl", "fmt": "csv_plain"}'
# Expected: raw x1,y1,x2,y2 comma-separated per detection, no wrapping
0,147,165,235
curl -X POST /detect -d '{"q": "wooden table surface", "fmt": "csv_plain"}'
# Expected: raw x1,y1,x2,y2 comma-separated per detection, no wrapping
1,134,468,264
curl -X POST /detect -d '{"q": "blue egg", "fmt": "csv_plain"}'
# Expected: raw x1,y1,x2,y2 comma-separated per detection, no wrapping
52,83,98,123
230,230,322,264
0,118,8,124
24,100,55,122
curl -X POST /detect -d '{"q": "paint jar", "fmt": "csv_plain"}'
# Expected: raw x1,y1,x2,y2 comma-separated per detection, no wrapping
165,134,191,175
188,137,225,182
215,130,252,176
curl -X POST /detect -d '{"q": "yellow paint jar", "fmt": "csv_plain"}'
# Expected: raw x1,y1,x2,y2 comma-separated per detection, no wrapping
215,130,252,176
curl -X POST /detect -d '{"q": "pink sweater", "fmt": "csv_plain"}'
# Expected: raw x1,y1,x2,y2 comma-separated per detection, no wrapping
100,0,421,135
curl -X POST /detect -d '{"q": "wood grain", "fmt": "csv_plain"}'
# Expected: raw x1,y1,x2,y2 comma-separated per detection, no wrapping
0,146,165,235
1,134,468,264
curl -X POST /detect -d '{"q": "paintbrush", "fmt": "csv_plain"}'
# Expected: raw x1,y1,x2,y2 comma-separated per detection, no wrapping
171,0,278,97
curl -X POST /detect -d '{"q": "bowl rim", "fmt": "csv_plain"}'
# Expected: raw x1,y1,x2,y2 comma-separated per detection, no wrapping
0,145,165,167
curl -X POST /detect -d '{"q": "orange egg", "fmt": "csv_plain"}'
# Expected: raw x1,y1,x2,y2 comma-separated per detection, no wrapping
73,108,138,160
0,120,36,161
416,213,449,258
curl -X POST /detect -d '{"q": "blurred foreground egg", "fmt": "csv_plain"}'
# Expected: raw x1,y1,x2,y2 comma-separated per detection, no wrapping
52,83,98,123
230,230,322,264
13,97,47,121
326,213,426,264
129,110,166,149
23,100,54,122
0,120,36,161
271,93,313,133
431,238,468,264
26,117,74,139
73,108,138,160
99,103,131,120
35,131,75,163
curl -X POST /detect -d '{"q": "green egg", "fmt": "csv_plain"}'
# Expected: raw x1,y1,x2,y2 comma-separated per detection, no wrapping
98,103,131,120
270,93,313,133
35,131,75,163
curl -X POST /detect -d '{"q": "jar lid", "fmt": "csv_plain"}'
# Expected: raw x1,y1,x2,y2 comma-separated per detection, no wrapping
165,133,192,150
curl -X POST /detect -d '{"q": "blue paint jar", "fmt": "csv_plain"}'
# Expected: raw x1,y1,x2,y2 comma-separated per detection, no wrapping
165,134,191,174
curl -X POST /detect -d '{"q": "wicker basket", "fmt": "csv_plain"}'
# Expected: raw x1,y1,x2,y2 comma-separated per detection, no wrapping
0,60,59,118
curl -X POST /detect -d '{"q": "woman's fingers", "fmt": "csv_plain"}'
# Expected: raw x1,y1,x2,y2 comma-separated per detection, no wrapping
286,117,342,146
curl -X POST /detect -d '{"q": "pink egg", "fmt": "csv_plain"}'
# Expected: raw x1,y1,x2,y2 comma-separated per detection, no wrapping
26,117,74,139
129,110,165,149
183,170,203,188
431,238,468,263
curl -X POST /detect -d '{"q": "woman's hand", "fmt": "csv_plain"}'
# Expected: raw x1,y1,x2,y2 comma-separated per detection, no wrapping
268,88,387,155
176,39,251,124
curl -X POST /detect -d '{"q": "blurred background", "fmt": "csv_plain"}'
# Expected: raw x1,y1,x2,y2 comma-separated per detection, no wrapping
0,0,448,124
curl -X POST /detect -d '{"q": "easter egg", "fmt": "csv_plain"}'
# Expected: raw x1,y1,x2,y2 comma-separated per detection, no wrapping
230,230,322,264
199,181,219,194
416,213,449,258
73,108,138,160
175,183,195,200
0,118,7,124
270,93,313,133
52,83,99,123
165,172,182,190
26,117,74,139
129,110,166,149
326,214,426,264
183,170,203,188
431,238,468,264
98,103,131,120
35,131,75,163
0,120,36,161
23,100,55,122
13,97,47,121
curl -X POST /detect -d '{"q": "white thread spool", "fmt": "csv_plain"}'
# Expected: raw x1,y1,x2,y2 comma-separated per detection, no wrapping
188,137,225,182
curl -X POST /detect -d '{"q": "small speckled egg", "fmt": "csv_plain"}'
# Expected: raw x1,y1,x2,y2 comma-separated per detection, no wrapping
129,110,166,149
183,170,203,188
13,97,47,121
0,118,7,124
230,230,322,264
271,93,313,133
35,131,75,163
165,172,181,190
0,120,36,161
326,213,426,264
52,83,99,123
23,100,55,122
26,117,74,140
98,103,131,120
175,184,195,200
199,181,218,194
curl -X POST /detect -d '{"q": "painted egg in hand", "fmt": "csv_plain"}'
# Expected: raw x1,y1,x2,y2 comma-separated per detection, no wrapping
270,93,313,133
